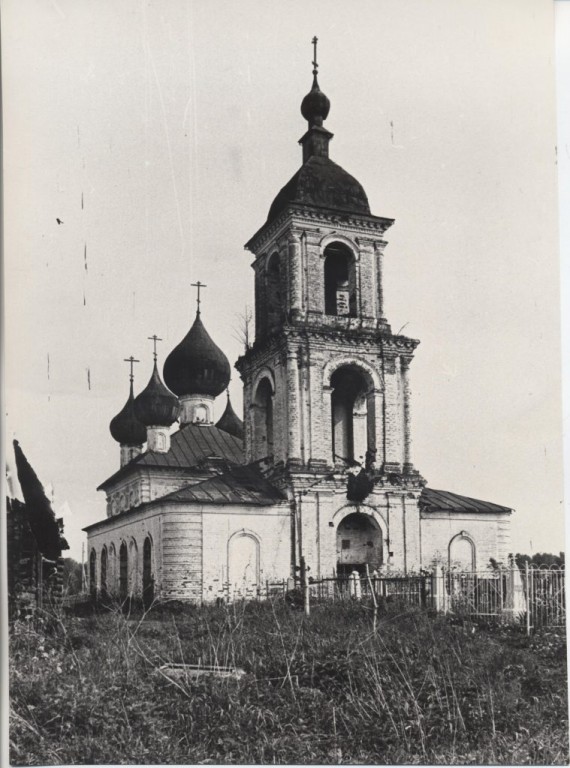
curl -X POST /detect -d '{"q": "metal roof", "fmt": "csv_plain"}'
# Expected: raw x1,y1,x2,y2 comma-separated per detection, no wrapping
160,465,286,506
98,423,244,490
420,487,512,515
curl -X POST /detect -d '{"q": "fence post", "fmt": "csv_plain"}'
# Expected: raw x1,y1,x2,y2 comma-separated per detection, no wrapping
431,565,447,613
525,561,531,636
365,564,378,631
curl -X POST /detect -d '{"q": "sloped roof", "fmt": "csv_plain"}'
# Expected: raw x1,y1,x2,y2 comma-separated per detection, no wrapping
267,155,370,223
138,424,244,468
98,423,244,490
160,465,286,506
420,487,512,515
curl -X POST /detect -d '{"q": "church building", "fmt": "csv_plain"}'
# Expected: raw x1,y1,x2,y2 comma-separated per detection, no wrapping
84,46,512,603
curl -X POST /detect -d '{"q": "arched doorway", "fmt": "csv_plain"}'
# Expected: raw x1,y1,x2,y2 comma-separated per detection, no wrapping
336,512,383,576
228,532,260,598
119,542,128,601
330,365,373,465
324,242,356,316
142,536,154,607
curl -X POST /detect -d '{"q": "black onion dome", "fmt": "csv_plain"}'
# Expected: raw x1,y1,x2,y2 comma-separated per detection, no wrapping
109,382,147,445
301,76,330,127
215,394,244,440
134,362,180,427
267,155,370,222
163,313,231,397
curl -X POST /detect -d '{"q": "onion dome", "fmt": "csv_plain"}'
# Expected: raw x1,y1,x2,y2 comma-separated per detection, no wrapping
163,312,231,398
109,380,147,445
215,392,244,439
134,362,180,426
301,75,330,128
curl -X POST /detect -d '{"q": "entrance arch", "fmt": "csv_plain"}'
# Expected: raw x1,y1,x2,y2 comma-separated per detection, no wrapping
336,512,383,576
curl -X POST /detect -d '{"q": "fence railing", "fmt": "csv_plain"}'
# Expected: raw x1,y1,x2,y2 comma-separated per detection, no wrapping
255,564,565,633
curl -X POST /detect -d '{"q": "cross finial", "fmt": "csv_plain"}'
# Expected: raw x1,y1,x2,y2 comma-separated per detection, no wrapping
191,281,207,314
123,356,140,383
312,36,318,77
147,335,162,363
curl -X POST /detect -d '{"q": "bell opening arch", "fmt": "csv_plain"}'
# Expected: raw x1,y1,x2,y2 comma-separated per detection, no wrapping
323,358,381,467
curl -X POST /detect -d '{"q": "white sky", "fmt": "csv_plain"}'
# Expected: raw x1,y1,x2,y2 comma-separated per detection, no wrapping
3,0,565,562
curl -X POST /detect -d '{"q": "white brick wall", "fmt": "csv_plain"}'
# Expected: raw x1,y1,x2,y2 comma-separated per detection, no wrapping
420,512,512,569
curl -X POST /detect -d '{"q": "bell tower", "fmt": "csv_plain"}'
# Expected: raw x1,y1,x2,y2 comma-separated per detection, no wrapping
237,40,421,485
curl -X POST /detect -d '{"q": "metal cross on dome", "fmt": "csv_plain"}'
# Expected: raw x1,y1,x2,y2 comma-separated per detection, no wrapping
191,281,207,313
312,36,318,76
147,335,162,362
123,355,140,383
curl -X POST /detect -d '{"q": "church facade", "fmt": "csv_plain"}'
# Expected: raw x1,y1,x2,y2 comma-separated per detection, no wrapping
84,50,512,603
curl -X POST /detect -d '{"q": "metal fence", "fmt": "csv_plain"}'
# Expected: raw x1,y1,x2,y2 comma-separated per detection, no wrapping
260,564,565,634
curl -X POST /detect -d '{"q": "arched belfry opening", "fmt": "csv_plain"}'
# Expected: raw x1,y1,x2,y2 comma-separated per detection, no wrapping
330,365,375,465
266,252,283,331
324,242,356,316
253,377,274,458
336,512,383,576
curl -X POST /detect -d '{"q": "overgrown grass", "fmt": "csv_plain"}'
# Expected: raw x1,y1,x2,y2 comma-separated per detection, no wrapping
9,598,569,765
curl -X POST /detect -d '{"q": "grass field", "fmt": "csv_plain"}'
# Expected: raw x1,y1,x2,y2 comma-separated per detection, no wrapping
8,599,569,765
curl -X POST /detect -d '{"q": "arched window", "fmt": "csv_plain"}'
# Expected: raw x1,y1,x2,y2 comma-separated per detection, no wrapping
330,365,373,464
266,252,283,330
89,549,97,597
449,533,476,570
253,377,274,458
324,243,356,317
143,536,154,608
228,531,260,597
119,542,128,601
100,546,108,596
108,543,116,593
128,539,139,596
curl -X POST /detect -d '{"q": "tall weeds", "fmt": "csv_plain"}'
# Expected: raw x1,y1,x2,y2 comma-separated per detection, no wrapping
9,599,568,765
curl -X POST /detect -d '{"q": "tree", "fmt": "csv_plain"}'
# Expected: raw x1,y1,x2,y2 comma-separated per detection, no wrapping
513,552,564,569
232,305,253,352
61,558,83,595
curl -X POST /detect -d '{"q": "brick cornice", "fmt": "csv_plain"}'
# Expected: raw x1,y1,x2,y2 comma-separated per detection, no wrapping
245,205,395,254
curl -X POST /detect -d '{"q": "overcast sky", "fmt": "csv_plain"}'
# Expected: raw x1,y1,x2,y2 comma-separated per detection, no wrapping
3,0,565,562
